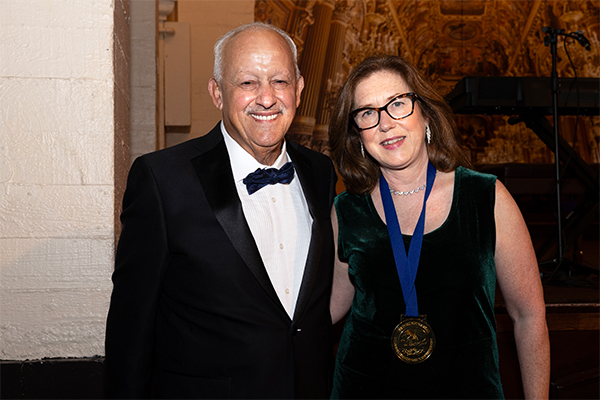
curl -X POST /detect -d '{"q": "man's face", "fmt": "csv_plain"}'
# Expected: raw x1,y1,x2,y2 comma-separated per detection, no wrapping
209,29,304,164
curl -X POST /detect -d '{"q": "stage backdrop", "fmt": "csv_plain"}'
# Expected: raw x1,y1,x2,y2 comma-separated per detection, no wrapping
255,0,599,165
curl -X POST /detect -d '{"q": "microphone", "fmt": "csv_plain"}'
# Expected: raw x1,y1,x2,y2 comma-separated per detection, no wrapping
573,30,591,51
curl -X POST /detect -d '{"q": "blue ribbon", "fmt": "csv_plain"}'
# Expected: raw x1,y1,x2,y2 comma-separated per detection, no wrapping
379,162,436,317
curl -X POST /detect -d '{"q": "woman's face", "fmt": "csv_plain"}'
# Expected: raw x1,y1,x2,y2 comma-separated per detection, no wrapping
353,70,429,173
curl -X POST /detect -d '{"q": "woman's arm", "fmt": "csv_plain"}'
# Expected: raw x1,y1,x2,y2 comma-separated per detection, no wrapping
494,180,550,399
329,205,355,324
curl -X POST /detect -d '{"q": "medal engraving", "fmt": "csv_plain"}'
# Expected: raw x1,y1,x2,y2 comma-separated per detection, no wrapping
391,315,435,363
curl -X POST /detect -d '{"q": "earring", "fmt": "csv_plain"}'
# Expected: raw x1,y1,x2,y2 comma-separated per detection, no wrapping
426,126,431,144
360,142,365,158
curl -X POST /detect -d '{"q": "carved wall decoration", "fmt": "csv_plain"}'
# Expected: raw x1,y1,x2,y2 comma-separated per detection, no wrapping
255,0,292,31
256,0,599,164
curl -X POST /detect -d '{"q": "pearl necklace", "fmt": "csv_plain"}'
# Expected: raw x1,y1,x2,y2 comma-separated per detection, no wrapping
389,183,426,196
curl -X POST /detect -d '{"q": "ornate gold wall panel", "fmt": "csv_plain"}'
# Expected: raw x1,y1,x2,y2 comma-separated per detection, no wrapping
256,0,599,164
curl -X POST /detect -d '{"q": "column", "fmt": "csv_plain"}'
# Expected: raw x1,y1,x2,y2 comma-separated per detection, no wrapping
312,4,350,154
288,1,334,147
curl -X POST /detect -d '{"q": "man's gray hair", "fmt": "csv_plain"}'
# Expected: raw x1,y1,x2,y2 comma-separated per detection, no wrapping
213,22,301,83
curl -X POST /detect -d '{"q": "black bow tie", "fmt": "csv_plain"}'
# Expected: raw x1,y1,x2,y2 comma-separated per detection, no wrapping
242,162,295,195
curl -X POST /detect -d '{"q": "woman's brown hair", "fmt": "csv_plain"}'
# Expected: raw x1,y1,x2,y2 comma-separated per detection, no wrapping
329,55,472,195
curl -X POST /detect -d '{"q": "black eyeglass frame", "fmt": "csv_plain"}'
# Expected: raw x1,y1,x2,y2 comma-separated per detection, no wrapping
350,92,419,131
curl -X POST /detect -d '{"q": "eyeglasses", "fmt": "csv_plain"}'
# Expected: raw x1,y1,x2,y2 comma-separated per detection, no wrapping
350,93,419,130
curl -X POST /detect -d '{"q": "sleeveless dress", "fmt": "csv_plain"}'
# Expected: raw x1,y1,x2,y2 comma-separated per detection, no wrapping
332,167,504,399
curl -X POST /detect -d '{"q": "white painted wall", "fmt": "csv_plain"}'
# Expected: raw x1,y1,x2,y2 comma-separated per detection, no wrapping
0,0,254,361
0,0,119,359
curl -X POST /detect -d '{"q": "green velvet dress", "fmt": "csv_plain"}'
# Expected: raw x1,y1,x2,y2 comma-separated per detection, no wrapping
332,167,504,399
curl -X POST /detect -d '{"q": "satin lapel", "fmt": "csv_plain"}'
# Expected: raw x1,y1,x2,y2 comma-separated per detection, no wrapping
287,144,324,323
191,132,282,308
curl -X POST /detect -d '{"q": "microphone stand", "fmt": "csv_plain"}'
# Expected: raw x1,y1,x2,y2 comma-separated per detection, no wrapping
541,27,596,286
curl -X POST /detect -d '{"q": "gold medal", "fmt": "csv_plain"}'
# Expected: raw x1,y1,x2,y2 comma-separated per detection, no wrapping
391,315,435,363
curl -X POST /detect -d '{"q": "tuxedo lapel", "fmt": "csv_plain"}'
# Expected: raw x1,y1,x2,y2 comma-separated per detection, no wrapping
191,128,283,310
287,144,325,323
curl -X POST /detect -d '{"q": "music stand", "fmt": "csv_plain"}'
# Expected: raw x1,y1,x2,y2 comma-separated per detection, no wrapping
540,27,598,287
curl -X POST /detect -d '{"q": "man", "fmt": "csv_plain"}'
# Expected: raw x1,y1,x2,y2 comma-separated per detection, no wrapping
104,22,337,399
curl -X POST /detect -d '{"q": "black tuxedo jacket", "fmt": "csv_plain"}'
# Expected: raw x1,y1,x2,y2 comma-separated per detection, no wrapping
105,124,337,399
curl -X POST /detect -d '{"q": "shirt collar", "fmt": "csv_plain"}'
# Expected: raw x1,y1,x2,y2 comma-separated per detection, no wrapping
220,121,289,183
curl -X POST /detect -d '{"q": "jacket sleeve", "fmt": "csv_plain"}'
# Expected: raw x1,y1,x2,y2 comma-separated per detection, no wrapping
104,156,170,398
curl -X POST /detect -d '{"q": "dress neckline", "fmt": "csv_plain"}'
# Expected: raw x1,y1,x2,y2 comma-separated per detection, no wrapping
367,166,463,238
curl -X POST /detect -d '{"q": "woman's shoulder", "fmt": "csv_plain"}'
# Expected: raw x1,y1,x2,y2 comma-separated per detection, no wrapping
451,167,498,211
455,166,498,188
334,190,374,218
335,190,368,206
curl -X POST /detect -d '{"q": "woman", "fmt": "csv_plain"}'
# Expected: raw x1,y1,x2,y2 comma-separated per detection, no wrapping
328,55,550,399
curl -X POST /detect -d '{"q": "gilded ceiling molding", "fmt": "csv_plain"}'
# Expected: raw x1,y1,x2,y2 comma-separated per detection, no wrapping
385,0,412,62
344,0,402,67
320,0,336,11
332,1,353,26
512,0,543,73
292,1,317,50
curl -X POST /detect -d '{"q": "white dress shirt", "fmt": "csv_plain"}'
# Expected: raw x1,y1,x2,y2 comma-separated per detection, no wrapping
221,123,312,318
